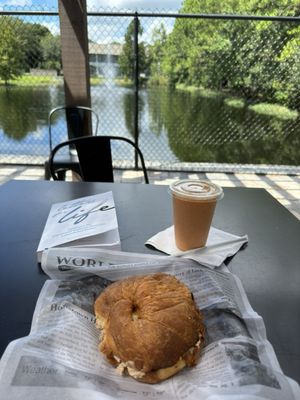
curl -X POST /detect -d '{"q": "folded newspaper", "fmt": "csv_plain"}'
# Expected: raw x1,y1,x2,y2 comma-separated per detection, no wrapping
36,191,121,262
0,248,299,399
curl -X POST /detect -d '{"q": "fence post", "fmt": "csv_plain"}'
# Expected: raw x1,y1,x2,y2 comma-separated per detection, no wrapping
133,12,139,170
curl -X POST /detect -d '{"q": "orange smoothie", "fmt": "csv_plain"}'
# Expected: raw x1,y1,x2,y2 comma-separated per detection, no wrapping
170,180,223,251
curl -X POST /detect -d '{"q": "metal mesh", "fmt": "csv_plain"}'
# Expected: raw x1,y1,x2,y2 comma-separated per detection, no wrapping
0,9,62,163
0,6,299,171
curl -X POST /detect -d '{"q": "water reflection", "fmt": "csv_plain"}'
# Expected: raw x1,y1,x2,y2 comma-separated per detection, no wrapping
0,86,50,140
147,87,300,165
0,84,299,165
123,89,146,141
0,85,63,158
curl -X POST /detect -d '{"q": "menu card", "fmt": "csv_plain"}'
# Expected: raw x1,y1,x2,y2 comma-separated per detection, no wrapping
36,191,121,262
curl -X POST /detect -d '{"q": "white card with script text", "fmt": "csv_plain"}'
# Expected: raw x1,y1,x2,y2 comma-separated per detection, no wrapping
37,191,120,262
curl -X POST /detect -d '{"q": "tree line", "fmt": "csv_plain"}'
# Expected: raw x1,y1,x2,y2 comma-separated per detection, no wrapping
1,1,299,111
120,0,300,109
0,16,61,85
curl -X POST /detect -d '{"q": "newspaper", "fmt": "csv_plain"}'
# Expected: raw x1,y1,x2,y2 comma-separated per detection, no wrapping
0,248,299,400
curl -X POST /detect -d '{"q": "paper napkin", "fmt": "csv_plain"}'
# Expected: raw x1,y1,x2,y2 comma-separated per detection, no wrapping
145,226,248,268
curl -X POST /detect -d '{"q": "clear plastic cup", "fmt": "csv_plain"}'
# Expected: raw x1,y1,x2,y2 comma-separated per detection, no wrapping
169,180,224,251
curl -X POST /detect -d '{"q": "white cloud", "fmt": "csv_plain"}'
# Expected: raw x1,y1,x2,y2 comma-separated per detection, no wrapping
41,21,60,35
0,0,178,44
87,9,176,44
87,0,182,12
86,0,180,43
88,15,131,43
88,15,175,45
0,0,182,11
140,18,174,43
0,0,32,6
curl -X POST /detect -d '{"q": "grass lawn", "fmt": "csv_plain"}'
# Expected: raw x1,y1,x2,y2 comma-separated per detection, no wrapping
0,75,131,87
175,83,298,120
249,103,298,120
0,75,63,86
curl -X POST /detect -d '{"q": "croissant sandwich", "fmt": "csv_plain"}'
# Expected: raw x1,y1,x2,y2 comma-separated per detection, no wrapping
94,273,205,383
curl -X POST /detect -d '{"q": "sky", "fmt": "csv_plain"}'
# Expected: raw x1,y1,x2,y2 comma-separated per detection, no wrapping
0,0,183,11
0,0,183,43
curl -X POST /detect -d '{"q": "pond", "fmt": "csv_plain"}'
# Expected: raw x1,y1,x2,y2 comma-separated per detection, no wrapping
0,84,299,165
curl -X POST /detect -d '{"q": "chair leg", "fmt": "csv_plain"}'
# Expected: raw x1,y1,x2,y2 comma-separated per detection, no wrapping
57,170,66,181
44,161,51,180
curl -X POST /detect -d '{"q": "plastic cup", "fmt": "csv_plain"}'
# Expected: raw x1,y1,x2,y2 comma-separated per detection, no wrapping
169,180,224,251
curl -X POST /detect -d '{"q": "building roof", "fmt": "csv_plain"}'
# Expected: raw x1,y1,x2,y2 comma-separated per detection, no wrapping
89,42,123,56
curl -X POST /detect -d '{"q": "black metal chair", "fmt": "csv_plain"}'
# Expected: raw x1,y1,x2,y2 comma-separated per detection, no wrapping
48,135,149,183
44,106,100,180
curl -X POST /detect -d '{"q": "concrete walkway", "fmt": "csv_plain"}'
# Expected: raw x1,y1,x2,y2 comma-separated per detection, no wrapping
0,164,299,220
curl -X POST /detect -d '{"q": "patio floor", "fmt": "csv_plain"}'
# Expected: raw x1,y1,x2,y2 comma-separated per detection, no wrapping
0,164,299,220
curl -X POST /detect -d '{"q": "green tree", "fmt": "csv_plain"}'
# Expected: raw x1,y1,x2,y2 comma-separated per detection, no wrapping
0,17,26,84
22,23,50,70
119,19,147,80
148,23,168,84
157,0,300,107
274,25,300,108
40,34,61,72
0,17,55,83
161,0,239,87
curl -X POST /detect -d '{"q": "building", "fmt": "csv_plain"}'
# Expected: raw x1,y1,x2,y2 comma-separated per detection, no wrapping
89,43,123,77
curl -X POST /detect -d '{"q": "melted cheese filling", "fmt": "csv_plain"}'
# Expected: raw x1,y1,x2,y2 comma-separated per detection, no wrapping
96,313,204,381
114,334,203,380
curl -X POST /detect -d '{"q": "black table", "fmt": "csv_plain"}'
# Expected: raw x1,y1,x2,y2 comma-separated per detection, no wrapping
0,180,299,383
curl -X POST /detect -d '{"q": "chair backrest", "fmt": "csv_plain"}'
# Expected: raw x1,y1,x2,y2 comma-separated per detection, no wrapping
48,106,100,151
48,135,149,183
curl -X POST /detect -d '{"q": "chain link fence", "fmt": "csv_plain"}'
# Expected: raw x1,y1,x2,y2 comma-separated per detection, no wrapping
0,6,299,173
